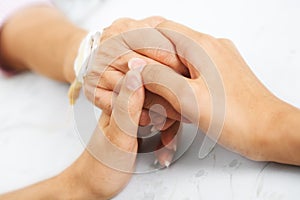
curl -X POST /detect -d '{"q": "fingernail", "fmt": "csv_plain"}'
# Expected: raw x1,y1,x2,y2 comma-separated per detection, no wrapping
164,161,171,168
128,58,147,72
126,71,142,91
154,159,158,165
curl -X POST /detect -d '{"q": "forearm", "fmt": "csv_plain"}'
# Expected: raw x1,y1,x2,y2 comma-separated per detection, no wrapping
0,151,113,200
0,176,67,200
0,6,87,83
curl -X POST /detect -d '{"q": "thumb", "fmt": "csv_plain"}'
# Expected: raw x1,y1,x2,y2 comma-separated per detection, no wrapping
86,68,144,173
110,63,145,141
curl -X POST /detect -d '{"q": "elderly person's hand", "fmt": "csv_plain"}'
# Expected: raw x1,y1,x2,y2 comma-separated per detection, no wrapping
84,17,189,166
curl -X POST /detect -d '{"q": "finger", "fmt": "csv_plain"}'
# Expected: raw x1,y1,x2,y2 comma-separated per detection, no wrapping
84,83,173,128
96,70,124,90
139,109,176,131
97,74,182,122
144,90,181,121
156,20,211,46
97,55,149,88
84,85,114,115
154,121,181,167
142,62,199,123
155,21,226,133
109,35,189,76
139,16,189,75
153,118,176,132
154,142,174,168
109,69,145,151
87,70,144,171
97,58,183,122
139,109,151,126
155,20,219,79
109,50,184,75
160,121,180,151
136,49,189,76
128,58,182,121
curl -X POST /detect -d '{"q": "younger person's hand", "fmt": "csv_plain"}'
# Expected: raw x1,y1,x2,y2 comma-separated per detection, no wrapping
142,20,295,162
61,68,145,199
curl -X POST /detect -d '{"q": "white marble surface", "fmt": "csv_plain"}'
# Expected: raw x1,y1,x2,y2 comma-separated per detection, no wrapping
1,0,300,199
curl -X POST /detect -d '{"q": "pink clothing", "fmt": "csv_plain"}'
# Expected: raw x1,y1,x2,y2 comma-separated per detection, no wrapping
0,0,53,76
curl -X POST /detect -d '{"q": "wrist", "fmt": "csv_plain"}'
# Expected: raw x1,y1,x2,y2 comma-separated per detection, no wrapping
256,99,300,164
0,175,72,200
270,103,300,164
63,28,87,83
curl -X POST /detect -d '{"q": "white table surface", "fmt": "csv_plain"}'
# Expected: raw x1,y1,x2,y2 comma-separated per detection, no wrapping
1,0,300,199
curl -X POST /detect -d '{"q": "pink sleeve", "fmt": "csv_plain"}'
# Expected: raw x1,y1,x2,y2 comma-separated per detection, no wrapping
0,0,53,76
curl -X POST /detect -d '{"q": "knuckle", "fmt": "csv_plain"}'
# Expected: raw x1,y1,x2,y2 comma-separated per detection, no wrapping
154,49,171,63
93,93,102,106
97,72,112,90
218,38,234,47
98,96,112,114
112,17,134,25
101,18,134,42
103,102,112,114
218,38,236,49
143,16,166,27
143,64,162,83
158,52,183,73
218,38,233,43
100,26,113,42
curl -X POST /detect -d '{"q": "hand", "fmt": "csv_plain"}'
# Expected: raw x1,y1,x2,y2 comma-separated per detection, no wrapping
84,17,188,166
61,69,145,199
141,20,287,161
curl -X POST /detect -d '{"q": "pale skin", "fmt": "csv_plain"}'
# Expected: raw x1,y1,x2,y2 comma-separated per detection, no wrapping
0,5,145,200
0,5,181,199
1,4,300,200
0,5,180,165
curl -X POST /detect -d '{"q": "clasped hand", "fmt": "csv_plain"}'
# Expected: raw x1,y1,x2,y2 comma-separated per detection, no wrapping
83,16,292,174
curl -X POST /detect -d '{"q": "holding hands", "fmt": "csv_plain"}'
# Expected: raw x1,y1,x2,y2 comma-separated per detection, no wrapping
84,17,187,167
2,5,299,200
84,17,300,171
